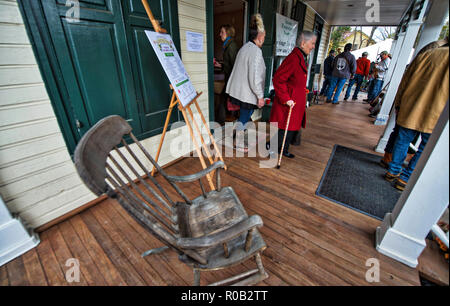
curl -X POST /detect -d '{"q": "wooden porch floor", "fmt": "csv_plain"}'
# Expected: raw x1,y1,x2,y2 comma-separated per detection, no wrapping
0,100,422,286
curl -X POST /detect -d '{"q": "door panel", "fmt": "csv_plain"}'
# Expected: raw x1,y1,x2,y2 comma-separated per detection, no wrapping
62,20,132,123
259,0,277,96
122,0,181,136
41,0,141,136
20,0,181,154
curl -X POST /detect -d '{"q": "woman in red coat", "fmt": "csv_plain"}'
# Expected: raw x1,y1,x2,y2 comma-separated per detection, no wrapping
268,31,317,158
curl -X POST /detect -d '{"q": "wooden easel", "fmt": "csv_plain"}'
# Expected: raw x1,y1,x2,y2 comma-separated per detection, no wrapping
142,0,226,191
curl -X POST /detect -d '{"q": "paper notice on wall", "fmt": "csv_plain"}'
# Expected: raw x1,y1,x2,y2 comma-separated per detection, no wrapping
186,31,204,52
275,13,299,56
145,31,197,107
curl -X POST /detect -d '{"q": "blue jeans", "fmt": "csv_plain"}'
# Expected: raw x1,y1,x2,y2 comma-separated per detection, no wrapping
236,108,254,131
368,79,383,101
345,74,364,100
388,126,431,182
326,76,347,104
320,76,331,95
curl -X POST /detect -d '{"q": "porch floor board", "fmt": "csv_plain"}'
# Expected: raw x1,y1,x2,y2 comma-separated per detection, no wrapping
2,100,422,286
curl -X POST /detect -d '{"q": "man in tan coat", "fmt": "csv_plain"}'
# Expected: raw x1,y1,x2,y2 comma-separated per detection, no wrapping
385,44,449,191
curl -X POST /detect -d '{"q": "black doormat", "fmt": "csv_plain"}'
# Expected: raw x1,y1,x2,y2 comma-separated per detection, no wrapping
316,145,401,220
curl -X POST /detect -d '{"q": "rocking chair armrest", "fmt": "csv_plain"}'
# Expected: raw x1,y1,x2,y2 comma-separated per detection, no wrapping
166,161,225,183
176,215,263,249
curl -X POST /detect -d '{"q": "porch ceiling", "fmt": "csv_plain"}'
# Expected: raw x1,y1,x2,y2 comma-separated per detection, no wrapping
303,0,413,26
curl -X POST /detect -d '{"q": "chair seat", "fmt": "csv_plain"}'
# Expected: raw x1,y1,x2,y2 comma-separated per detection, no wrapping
177,187,266,270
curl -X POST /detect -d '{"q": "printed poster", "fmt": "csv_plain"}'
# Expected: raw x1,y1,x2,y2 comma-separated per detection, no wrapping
145,31,197,107
186,31,204,52
275,13,299,56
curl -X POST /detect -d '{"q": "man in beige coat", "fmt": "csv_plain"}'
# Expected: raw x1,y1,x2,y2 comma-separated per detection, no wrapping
385,44,449,191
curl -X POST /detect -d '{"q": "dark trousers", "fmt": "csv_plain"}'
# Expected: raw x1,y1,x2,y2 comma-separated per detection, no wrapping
320,76,331,96
277,129,296,153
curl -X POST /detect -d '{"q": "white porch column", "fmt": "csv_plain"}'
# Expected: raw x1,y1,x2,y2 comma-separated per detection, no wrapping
374,106,396,153
374,1,429,126
381,32,405,86
413,0,449,58
376,101,449,268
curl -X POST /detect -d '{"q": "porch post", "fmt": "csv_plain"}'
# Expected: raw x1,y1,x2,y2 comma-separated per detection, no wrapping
382,32,405,85
374,106,396,153
374,0,428,126
413,0,449,58
375,101,449,268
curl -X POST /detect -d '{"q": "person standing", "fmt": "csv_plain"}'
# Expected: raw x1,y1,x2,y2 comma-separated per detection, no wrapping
384,44,449,191
268,31,317,158
344,51,370,101
366,51,390,103
326,43,356,104
226,14,266,152
215,25,238,125
319,50,335,96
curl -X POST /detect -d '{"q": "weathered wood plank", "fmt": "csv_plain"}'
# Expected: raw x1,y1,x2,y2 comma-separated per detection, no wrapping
35,231,66,285
21,248,48,286
78,211,146,286
45,226,88,286
91,203,171,286
57,219,114,286
6,256,29,286
0,264,9,286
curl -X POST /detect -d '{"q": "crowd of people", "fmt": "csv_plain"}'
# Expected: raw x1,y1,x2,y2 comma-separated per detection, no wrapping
319,45,391,105
216,14,448,193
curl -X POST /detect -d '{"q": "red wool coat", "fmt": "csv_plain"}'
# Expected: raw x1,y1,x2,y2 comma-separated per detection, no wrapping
270,47,308,131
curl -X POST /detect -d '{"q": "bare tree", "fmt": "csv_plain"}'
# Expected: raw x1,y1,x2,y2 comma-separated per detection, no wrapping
359,26,363,48
369,26,377,44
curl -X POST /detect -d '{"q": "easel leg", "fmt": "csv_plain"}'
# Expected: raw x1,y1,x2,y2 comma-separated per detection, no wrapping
181,107,215,190
151,92,177,176
194,100,227,170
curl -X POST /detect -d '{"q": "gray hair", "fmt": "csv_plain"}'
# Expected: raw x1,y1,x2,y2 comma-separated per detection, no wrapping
296,31,317,47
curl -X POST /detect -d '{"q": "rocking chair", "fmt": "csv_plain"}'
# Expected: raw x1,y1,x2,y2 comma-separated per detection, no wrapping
74,115,268,286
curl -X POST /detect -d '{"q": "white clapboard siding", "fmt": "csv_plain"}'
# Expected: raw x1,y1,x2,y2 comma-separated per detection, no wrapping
303,5,315,32
314,23,332,89
0,0,209,228
178,0,209,121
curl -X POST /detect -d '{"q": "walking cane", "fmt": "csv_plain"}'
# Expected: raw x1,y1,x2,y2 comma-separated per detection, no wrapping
277,104,294,169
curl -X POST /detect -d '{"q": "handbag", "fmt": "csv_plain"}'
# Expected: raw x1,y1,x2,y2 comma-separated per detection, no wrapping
227,97,240,111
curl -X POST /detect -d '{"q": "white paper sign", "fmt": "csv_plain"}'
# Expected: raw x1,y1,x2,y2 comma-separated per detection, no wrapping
145,31,197,107
275,13,298,56
186,31,204,52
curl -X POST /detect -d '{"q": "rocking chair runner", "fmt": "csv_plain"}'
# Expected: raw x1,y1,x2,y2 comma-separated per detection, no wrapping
74,115,268,286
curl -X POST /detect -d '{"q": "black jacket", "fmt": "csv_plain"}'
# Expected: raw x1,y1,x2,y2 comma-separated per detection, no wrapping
323,55,335,76
331,51,357,79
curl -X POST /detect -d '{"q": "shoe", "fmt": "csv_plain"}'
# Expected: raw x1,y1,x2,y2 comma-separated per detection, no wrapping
333,102,340,105
379,153,392,168
394,178,407,191
352,97,358,101
344,97,348,101
282,152,295,158
363,98,370,102
384,171,400,182
326,99,332,103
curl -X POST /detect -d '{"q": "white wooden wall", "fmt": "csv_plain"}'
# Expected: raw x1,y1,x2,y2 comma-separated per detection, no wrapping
314,23,331,90
0,0,209,229
303,5,315,32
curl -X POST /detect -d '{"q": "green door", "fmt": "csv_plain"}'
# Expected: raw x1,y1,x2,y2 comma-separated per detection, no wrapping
19,0,180,153
121,0,181,138
259,0,277,96
40,0,142,135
